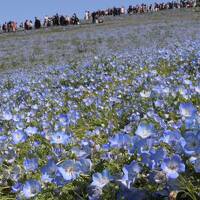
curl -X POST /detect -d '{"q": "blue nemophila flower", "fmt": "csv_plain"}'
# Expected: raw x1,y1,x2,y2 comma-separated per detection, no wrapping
79,159,93,173
141,148,166,170
120,161,141,188
179,102,197,118
140,90,151,98
2,111,13,121
161,155,185,179
71,147,89,159
160,130,184,153
12,130,27,144
83,97,95,106
41,160,58,183
86,128,101,136
16,121,25,130
182,131,200,155
123,124,133,134
52,146,65,158
185,117,199,130
25,126,38,136
150,148,167,169
139,138,156,154
91,169,113,189
0,135,8,143
4,148,16,163
13,114,22,122
135,123,155,139
109,133,131,149
128,135,142,155
11,182,22,193
178,87,189,99
33,141,41,148
67,109,80,125
22,180,41,199
141,153,154,169
52,171,67,187
58,114,69,126
58,160,82,181
23,158,38,172
50,131,71,145
154,100,165,108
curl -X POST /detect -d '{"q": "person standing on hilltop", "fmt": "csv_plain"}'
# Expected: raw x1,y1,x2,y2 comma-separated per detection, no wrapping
29,20,33,29
72,13,79,25
92,12,96,24
54,13,60,26
12,21,17,32
34,17,41,29
2,22,7,32
85,11,90,21
121,6,125,14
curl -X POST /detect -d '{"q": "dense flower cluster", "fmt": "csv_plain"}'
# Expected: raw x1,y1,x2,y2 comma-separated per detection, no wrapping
0,41,199,199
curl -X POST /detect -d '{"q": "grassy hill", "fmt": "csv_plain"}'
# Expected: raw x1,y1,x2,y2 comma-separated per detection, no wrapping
0,8,200,74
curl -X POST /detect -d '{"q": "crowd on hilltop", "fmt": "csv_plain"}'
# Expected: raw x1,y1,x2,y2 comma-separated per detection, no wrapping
126,0,194,14
0,13,80,33
86,0,195,23
85,7,126,23
1,21,17,32
0,0,196,33
21,13,80,31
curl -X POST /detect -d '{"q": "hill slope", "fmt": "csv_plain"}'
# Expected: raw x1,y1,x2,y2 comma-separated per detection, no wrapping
0,8,200,75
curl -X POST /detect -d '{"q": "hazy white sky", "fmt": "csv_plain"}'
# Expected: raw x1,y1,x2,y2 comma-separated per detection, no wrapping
0,0,169,23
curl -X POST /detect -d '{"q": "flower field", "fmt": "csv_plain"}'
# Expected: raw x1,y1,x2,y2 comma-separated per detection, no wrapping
0,8,200,200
